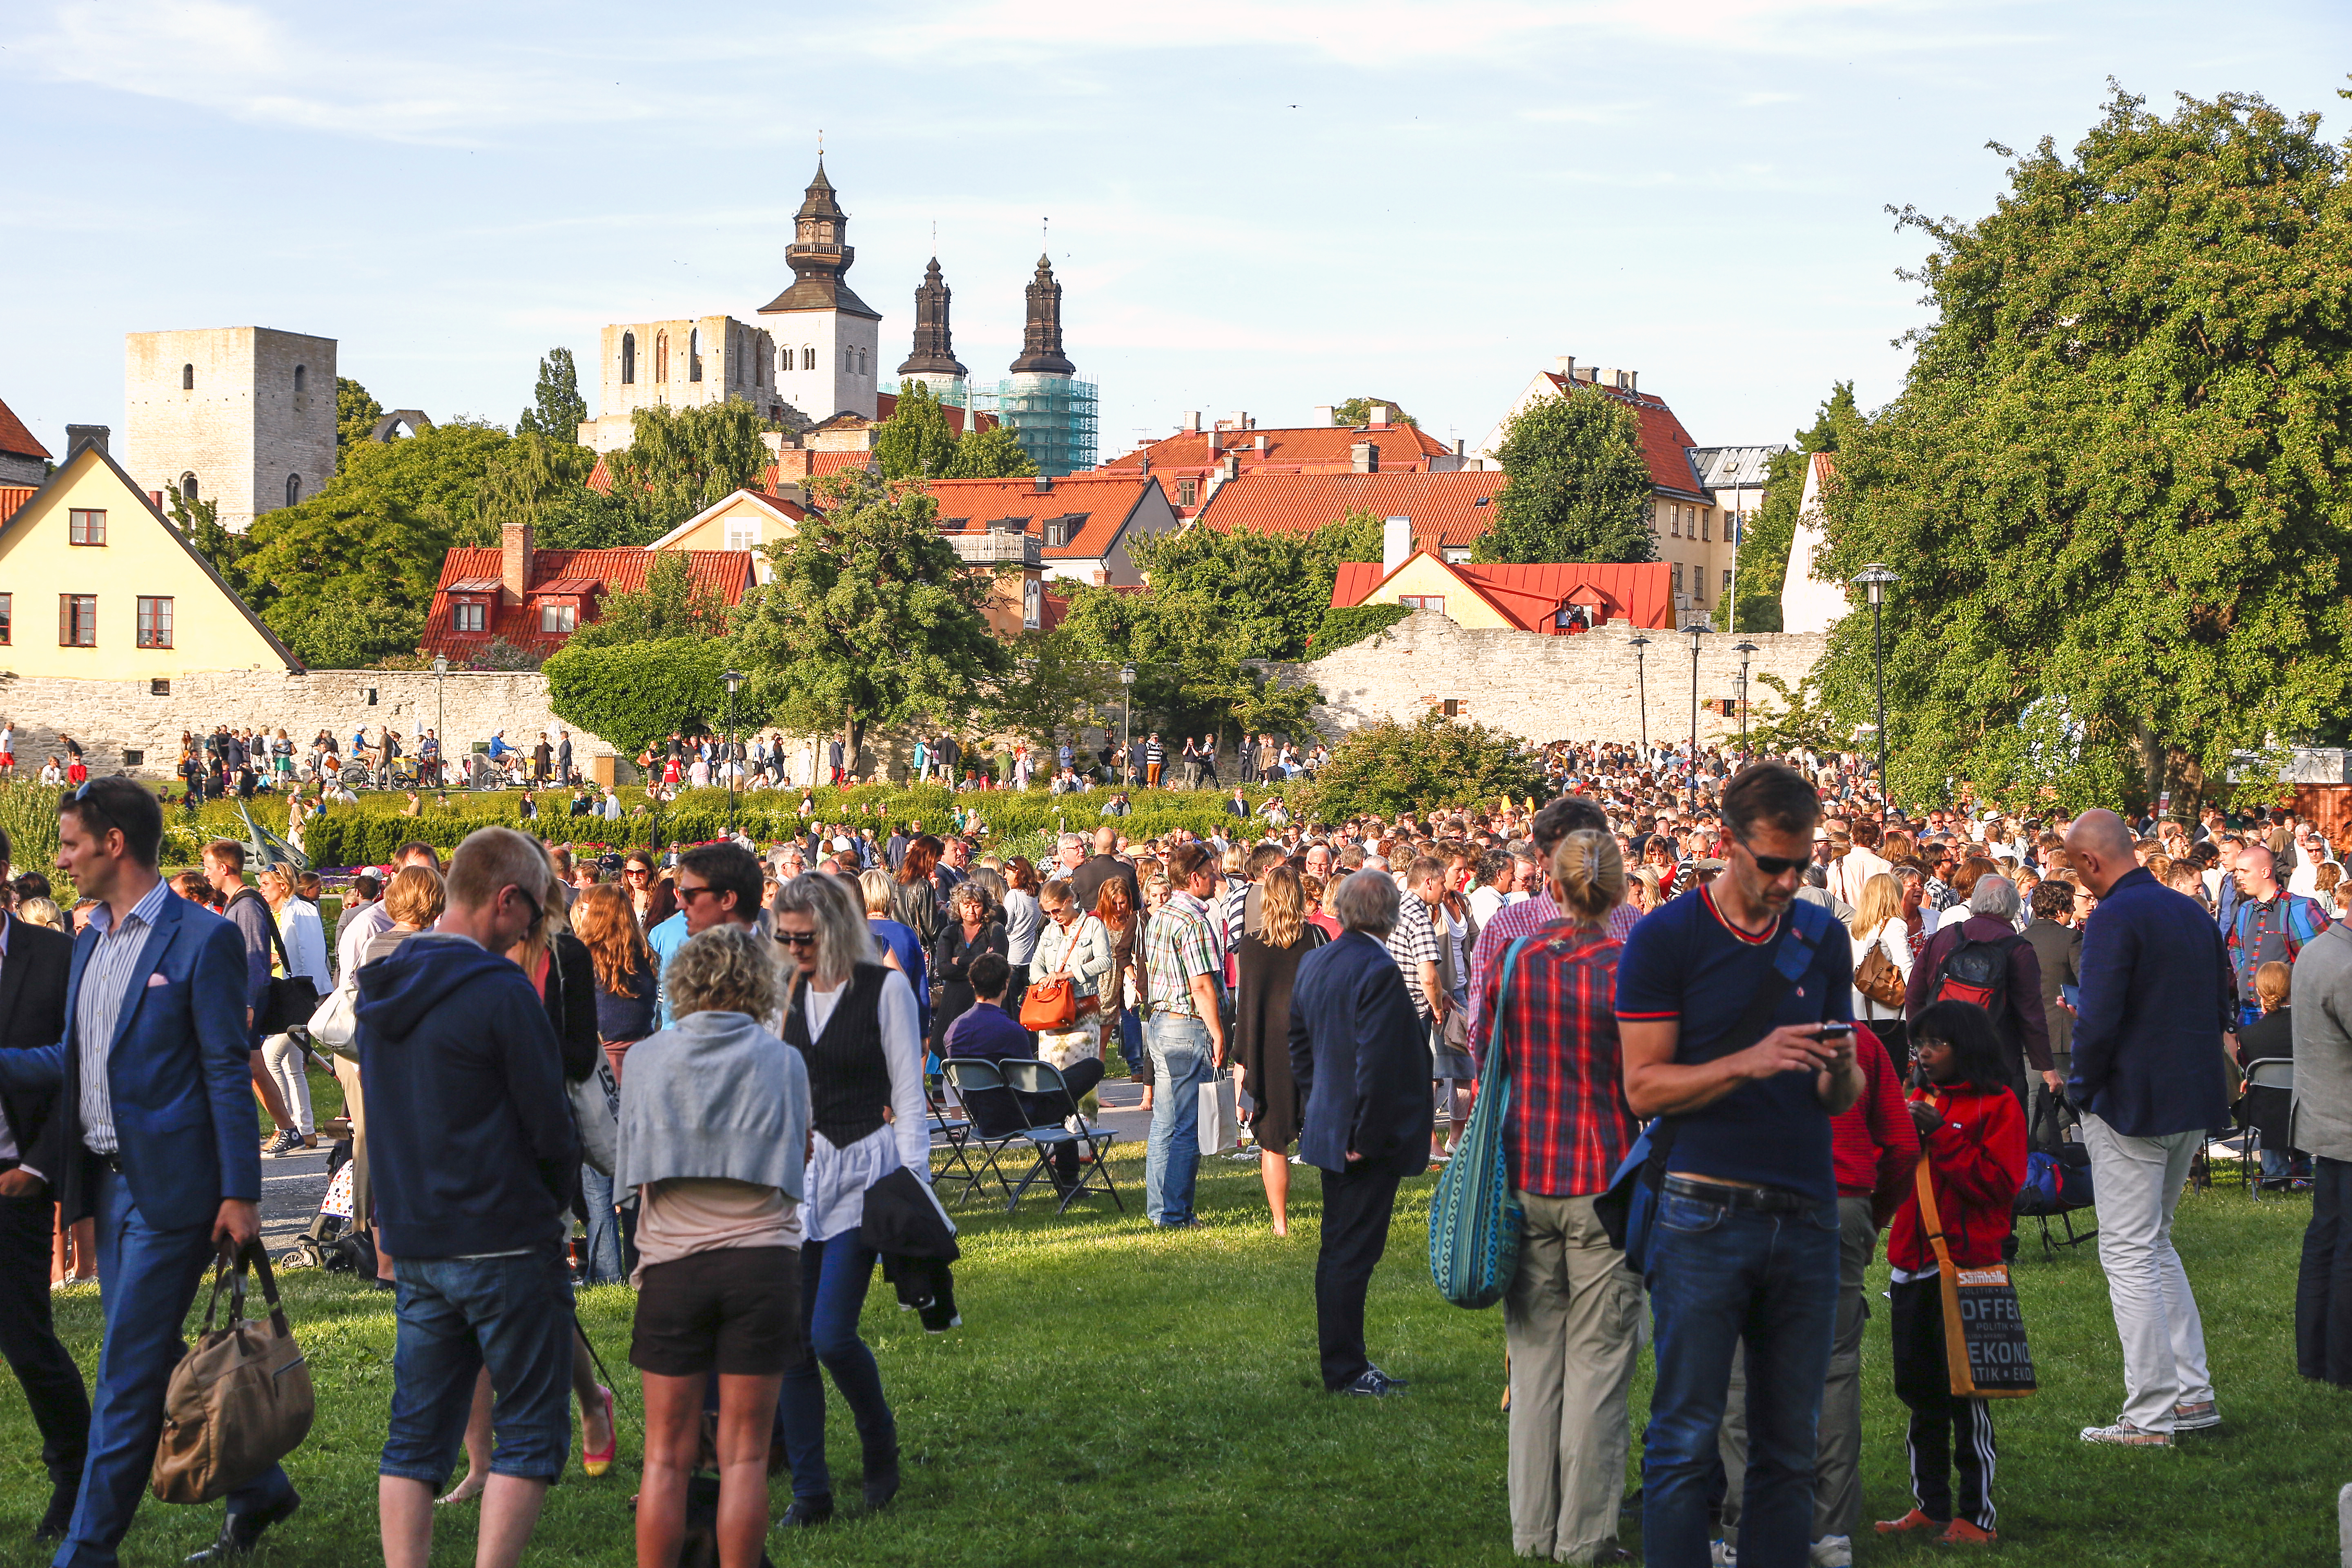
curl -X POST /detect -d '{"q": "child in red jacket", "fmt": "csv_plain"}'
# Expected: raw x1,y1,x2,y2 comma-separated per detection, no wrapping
1876,1000,2027,1546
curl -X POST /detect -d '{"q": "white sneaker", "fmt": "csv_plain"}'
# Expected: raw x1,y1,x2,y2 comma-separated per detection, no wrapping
1711,1542,1737,1567
1809,1535,1852,1568
2173,1398,2221,1431
2079,1417,2172,1447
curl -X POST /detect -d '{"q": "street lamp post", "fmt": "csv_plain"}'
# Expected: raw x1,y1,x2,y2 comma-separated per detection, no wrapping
1628,635,1651,760
1118,664,1137,788
431,655,448,788
1683,623,1706,814
723,669,743,839
1855,564,1900,812
1731,640,1758,760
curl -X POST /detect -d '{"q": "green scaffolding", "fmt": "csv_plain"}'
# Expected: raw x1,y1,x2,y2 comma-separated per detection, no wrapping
975,375,1099,478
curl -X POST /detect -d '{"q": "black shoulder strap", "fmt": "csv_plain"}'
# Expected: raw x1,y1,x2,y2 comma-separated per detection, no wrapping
1647,899,1827,1174
231,886,294,974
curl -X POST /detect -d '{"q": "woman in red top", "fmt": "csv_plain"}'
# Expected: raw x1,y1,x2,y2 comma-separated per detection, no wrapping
1878,1000,2027,1546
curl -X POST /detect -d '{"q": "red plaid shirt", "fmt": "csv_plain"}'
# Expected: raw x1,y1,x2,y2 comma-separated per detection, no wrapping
1480,920,1639,1198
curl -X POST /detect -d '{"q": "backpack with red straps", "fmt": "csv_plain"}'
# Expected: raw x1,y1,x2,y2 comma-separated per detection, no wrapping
1936,931,2026,1017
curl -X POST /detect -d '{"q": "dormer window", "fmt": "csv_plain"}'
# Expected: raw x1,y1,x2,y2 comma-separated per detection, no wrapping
540,602,577,634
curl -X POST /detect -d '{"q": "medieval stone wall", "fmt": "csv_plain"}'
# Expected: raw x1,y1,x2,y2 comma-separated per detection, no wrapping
1272,611,1828,746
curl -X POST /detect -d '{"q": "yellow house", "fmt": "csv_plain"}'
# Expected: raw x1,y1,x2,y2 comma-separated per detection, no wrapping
0,438,300,677
648,488,811,584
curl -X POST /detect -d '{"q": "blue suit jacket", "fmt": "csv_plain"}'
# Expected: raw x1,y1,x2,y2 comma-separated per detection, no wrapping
2069,866,2234,1138
1289,930,1432,1177
0,889,260,1231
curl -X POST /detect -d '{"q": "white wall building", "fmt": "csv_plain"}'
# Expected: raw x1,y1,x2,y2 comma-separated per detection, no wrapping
122,326,337,532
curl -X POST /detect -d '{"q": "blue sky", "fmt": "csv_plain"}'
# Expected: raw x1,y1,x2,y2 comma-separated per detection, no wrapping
3,0,2346,466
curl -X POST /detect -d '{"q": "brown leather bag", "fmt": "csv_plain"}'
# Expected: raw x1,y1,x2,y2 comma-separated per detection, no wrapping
1855,938,1908,1012
151,1243,315,1504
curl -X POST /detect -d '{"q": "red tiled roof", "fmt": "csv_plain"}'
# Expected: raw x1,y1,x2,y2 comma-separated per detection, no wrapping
0,487,33,527
1537,374,1708,501
0,398,48,463
928,474,1160,561
873,391,997,436
419,544,754,660
1097,423,1450,487
1332,557,1674,632
1194,469,1509,549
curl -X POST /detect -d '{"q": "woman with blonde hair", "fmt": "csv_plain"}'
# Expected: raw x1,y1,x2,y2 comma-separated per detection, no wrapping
1232,866,1327,1234
256,864,331,1151
1850,871,1913,1057
1491,829,1642,1563
1094,876,1147,1088
572,883,657,1286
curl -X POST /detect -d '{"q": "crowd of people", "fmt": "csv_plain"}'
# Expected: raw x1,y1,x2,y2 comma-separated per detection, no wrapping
0,734,2344,1566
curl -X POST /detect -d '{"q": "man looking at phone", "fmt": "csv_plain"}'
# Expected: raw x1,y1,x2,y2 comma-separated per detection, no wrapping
1617,762,1864,1568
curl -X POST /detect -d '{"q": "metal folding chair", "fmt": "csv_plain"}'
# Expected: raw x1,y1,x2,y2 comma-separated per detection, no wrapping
925,1074,989,1207
999,1059,1125,1216
936,1059,1023,1207
2243,1057,2296,1200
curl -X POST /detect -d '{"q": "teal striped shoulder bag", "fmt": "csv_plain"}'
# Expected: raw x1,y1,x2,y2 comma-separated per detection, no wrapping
1428,935,1533,1309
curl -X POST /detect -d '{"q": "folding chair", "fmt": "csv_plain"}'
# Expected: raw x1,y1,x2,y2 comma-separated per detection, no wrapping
999,1059,1125,1216
2243,1058,2296,1201
936,1059,1023,1208
924,1074,987,1208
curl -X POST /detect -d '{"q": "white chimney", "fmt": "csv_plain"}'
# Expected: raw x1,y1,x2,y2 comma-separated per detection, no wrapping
1552,355,1576,376
1179,410,1201,433
1311,404,1335,428
1382,516,1412,574
1628,370,1639,392
1225,411,1249,431
1252,433,1266,452
1368,403,1390,428
1596,367,1622,389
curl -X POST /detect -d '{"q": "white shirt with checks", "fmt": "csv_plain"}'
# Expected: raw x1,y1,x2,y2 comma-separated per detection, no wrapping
1385,895,1440,1019
74,878,174,1156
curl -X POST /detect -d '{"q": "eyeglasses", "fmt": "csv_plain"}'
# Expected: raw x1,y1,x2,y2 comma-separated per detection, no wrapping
508,884,545,932
677,884,722,904
1732,837,1809,878
776,930,818,948
624,866,650,878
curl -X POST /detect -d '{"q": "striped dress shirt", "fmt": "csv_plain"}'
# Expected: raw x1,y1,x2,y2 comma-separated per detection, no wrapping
74,877,174,1156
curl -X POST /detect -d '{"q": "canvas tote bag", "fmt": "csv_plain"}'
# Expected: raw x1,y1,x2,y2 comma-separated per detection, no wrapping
151,1242,315,1503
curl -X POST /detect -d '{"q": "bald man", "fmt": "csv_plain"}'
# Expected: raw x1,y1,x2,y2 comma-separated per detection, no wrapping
2224,844,2330,1028
2064,808,2232,1446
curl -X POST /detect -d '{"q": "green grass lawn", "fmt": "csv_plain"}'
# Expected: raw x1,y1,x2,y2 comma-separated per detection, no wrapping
3,1145,2342,1566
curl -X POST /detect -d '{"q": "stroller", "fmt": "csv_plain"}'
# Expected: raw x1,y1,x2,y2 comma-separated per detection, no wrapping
277,1137,375,1276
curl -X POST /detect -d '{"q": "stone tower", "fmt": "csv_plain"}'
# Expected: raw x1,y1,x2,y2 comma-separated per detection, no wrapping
122,327,338,533
895,258,968,407
1010,253,1076,376
758,158,883,421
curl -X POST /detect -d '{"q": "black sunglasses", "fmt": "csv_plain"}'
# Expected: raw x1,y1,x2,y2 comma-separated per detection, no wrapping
1733,837,1809,877
777,929,818,948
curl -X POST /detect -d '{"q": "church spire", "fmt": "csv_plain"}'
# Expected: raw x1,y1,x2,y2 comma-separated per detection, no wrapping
1009,252,1075,375
897,257,966,377
757,157,880,320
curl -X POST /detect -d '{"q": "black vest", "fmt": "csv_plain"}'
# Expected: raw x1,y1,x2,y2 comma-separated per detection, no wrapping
786,962,893,1146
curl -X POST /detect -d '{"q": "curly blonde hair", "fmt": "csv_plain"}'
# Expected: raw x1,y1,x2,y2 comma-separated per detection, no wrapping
664,924,782,1021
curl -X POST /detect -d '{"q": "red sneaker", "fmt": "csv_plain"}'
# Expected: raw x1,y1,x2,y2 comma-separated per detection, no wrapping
1875,1509,1946,1535
1940,1519,1997,1544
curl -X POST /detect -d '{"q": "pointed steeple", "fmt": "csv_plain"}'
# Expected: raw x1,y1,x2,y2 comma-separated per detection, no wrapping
1009,252,1075,375
897,257,966,377
757,158,880,321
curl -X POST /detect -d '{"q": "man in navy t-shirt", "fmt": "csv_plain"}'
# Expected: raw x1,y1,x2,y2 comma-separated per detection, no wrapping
1615,762,1863,1568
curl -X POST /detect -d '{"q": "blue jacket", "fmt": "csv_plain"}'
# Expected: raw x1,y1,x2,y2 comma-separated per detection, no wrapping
356,933,578,1258
2069,866,2233,1137
1288,930,1432,1176
0,889,259,1232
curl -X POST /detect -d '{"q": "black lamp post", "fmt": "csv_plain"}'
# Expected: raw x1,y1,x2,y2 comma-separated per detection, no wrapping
1118,663,1137,787
1855,564,1899,809
1683,623,1706,813
723,668,743,838
1628,635,1651,760
1731,640,1758,760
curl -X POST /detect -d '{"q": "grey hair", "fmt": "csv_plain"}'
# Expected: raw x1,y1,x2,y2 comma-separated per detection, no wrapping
1058,832,1085,853
773,871,873,987
1332,870,1401,938
665,924,782,1022
1967,873,2020,923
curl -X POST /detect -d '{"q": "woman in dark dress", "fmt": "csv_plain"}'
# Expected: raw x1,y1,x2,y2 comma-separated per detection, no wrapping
928,881,1007,1057
1232,866,1327,1236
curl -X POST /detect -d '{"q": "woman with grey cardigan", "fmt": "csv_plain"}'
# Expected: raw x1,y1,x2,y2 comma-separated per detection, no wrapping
618,924,812,1568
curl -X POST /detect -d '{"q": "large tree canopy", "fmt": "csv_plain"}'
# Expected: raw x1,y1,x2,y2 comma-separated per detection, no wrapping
1129,509,1383,662
602,402,773,534
516,347,589,443
1474,388,1657,564
1816,87,2352,813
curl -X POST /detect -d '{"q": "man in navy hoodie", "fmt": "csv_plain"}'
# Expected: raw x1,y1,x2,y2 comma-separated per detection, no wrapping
2065,808,2232,1447
357,827,578,1568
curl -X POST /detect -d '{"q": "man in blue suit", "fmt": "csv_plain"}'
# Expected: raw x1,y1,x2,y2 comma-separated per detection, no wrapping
1289,870,1432,1396
0,780,298,1566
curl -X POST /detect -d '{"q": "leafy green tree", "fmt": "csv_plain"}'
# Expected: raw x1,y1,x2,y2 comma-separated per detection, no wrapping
1331,397,1417,428
567,551,733,650
604,402,772,533
545,637,728,759
1298,711,1542,819
731,470,1010,764
1474,387,1656,564
1314,601,1410,655
1129,509,1382,662
534,486,662,550
239,486,446,666
516,348,589,443
1053,581,1321,747
480,429,596,541
337,377,383,453
1731,383,1859,632
943,421,1038,479
286,597,428,670
1814,86,2352,814
986,627,1120,753
339,417,514,546
165,487,252,585
873,380,961,479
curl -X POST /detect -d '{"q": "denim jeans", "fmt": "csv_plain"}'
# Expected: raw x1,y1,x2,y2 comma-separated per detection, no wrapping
1118,1008,1147,1078
777,1229,894,1503
1145,1014,1213,1225
1643,1188,1839,1568
381,1243,574,1486
580,1164,627,1285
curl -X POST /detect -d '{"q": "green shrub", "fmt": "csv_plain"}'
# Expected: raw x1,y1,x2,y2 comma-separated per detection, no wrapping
1294,710,1544,820
1312,601,1409,656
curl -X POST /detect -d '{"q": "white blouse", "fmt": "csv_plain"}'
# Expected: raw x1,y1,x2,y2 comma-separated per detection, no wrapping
800,967,931,1244
1852,916,1913,1022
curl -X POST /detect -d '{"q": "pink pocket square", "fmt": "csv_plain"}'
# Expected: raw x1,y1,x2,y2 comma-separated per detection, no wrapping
145,973,170,987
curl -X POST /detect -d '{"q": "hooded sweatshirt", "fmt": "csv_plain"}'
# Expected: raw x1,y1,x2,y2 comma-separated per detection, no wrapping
356,932,579,1258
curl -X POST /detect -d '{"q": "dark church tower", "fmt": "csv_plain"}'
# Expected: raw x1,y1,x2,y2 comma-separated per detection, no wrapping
1009,253,1076,375
897,258,966,377
758,160,880,318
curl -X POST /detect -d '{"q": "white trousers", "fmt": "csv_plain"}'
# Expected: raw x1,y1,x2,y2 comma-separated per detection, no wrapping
261,1033,314,1137
2081,1112,2214,1429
